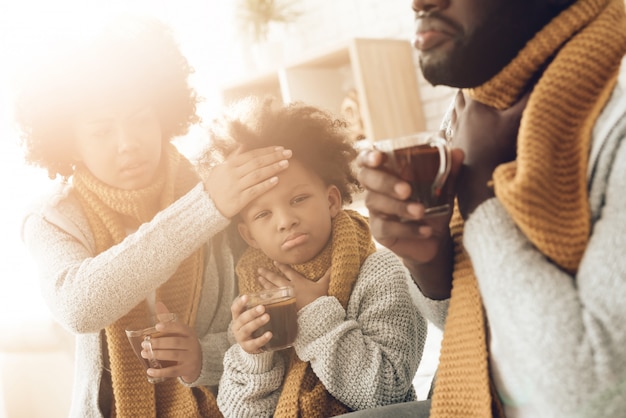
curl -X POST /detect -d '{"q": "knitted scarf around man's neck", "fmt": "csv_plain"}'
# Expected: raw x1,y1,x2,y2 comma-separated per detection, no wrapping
73,143,222,417
430,1,626,417
236,209,376,417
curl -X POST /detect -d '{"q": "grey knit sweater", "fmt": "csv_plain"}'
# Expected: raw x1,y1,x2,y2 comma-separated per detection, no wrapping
21,182,241,418
217,248,427,417
413,58,626,418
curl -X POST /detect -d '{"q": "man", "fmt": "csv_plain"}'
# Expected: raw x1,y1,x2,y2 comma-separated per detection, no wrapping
344,0,626,417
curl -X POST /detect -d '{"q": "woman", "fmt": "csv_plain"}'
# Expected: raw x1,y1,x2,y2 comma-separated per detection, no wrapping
15,14,291,417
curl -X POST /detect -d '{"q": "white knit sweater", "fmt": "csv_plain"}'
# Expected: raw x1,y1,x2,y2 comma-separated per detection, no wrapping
21,182,241,418
217,248,427,417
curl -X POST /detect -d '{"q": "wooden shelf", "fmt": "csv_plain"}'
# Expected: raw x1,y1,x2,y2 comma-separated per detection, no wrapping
220,38,425,141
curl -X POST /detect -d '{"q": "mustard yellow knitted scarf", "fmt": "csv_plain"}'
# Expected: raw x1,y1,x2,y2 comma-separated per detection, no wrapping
430,1,626,417
73,143,222,417
236,209,376,418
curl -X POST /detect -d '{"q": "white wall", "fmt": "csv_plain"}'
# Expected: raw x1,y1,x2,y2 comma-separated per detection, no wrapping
219,0,456,132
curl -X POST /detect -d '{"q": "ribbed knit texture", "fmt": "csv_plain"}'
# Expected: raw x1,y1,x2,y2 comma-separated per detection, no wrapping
430,1,626,417
73,143,222,417
236,209,376,417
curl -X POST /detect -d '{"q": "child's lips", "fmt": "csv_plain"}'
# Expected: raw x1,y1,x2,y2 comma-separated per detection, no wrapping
281,233,308,250
119,161,147,177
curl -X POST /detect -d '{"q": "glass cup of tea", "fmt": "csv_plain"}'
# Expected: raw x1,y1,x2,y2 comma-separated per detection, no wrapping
374,131,452,217
125,312,177,384
246,286,298,352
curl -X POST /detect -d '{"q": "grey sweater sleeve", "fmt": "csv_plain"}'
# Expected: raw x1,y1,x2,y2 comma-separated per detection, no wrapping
22,182,230,334
217,345,287,418
295,249,424,410
463,133,626,417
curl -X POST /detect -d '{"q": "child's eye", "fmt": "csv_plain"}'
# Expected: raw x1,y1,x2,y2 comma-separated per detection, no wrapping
253,210,270,221
292,195,309,205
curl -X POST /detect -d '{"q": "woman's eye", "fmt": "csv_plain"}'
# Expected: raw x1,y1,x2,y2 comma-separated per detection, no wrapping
92,126,113,138
131,114,154,127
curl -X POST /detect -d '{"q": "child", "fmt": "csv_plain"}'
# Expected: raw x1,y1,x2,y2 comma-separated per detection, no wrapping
15,14,291,417
203,97,427,417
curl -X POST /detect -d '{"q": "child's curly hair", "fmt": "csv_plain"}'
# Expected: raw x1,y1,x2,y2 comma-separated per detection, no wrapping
202,96,361,204
13,15,200,180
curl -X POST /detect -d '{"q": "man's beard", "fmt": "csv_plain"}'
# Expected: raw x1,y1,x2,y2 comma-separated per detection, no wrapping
419,39,496,88
419,4,537,89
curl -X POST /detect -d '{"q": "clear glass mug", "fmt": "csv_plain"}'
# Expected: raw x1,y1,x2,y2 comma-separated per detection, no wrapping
125,312,177,383
374,131,452,217
246,286,298,352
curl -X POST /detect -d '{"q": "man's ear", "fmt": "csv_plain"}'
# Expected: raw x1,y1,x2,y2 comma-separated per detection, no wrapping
237,222,260,248
327,185,342,218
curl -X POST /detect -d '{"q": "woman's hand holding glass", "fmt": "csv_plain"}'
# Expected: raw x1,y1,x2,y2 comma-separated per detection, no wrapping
140,302,203,384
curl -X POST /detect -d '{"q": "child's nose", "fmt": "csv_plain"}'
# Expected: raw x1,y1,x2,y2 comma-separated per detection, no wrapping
277,209,299,231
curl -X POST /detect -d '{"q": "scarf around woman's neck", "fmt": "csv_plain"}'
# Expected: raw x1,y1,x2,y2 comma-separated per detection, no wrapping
73,143,222,417
236,209,376,418
430,1,626,417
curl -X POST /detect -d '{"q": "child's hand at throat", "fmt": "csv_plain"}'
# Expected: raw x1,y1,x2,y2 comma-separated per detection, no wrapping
257,263,330,311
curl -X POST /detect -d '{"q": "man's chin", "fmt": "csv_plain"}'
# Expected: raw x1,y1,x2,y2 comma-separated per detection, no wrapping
421,62,451,87
419,52,465,87
420,58,492,89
